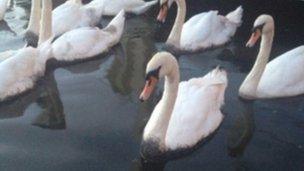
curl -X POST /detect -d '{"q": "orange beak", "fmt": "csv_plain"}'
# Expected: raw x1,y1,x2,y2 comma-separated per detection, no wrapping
157,4,168,23
139,77,158,102
246,30,261,48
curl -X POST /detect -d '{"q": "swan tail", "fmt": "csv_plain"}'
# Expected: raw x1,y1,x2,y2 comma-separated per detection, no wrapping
131,0,158,15
206,66,228,85
104,10,125,38
205,66,228,107
225,6,243,26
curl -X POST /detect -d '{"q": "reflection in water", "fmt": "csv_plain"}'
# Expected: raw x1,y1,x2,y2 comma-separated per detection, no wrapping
32,72,66,130
107,15,156,98
0,69,65,130
226,100,255,171
227,101,255,157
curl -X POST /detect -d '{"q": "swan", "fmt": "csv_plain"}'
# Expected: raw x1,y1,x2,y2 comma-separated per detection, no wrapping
157,0,243,52
239,15,304,99
52,0,104,37
51,9,125,61
87,0,157,16
139,52,227,161
0,0,9,21
0,0,42,62
0,0,53,101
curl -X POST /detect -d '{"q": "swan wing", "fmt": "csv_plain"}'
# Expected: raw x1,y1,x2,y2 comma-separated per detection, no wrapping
258,46,304,97
52,1,83,36
0,47,39,99
52,28,111,61
100,0,145,15
165,68,227,150
181,9,241,51
181,11,217,50
53,1,96,36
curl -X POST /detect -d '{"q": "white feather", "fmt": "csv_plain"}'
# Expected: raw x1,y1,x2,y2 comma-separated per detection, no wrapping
52,0,103,37
88,0,157,16
257,46,304,98
52,10,125,61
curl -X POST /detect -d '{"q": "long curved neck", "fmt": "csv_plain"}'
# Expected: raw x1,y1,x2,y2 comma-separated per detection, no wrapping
241,31,274,97
166,0,186,48
38,0,52,45
144,62,180,149
27,0,41,35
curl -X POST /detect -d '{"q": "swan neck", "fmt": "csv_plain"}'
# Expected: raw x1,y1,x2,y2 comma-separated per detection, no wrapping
38,0,52,45
241,31,274,96
145,62,180,149
27,0,41,35
166,0,186,48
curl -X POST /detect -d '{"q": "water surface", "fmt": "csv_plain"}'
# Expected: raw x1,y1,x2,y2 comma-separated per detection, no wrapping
0,0,303,170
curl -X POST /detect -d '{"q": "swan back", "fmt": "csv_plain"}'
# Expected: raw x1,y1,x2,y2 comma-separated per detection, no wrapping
95,0,157,16
51,10,125,61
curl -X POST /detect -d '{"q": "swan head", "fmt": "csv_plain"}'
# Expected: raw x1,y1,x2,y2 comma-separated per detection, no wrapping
157,0,174,23
246,14,274,47
139,52,178,102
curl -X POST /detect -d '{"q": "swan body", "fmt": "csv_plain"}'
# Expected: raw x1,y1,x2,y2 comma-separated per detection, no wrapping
0,0,53,101
88,0,157,16
51,10,125,61
52,0,103,37
0,44,51,100
257,46,304,97
0,0,9,21
139,52,227,160
157,0,243,51
239,15,304,99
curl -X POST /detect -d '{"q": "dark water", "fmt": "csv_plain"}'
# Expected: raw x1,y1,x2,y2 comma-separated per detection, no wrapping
0,0,303,170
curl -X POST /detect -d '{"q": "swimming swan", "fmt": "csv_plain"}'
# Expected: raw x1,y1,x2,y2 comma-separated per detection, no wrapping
88,0,157,16
52,0,104,37
0,0,53,101
239,15,304,99
139,52,227,160
0,0,42,62
157,0,243,52
51,9,125,61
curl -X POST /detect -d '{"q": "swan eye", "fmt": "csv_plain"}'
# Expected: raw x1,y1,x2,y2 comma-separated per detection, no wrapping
145,66,161,81
252,23,265,33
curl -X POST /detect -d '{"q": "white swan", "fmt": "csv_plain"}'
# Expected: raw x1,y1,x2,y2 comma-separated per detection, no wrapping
157,0,243,52
0,0,9,21
139,52,227,160
88,0,157,16
0,0,42,62
51,9,125,61
239,15,304,99
0,0,53,101
52,0,104,37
